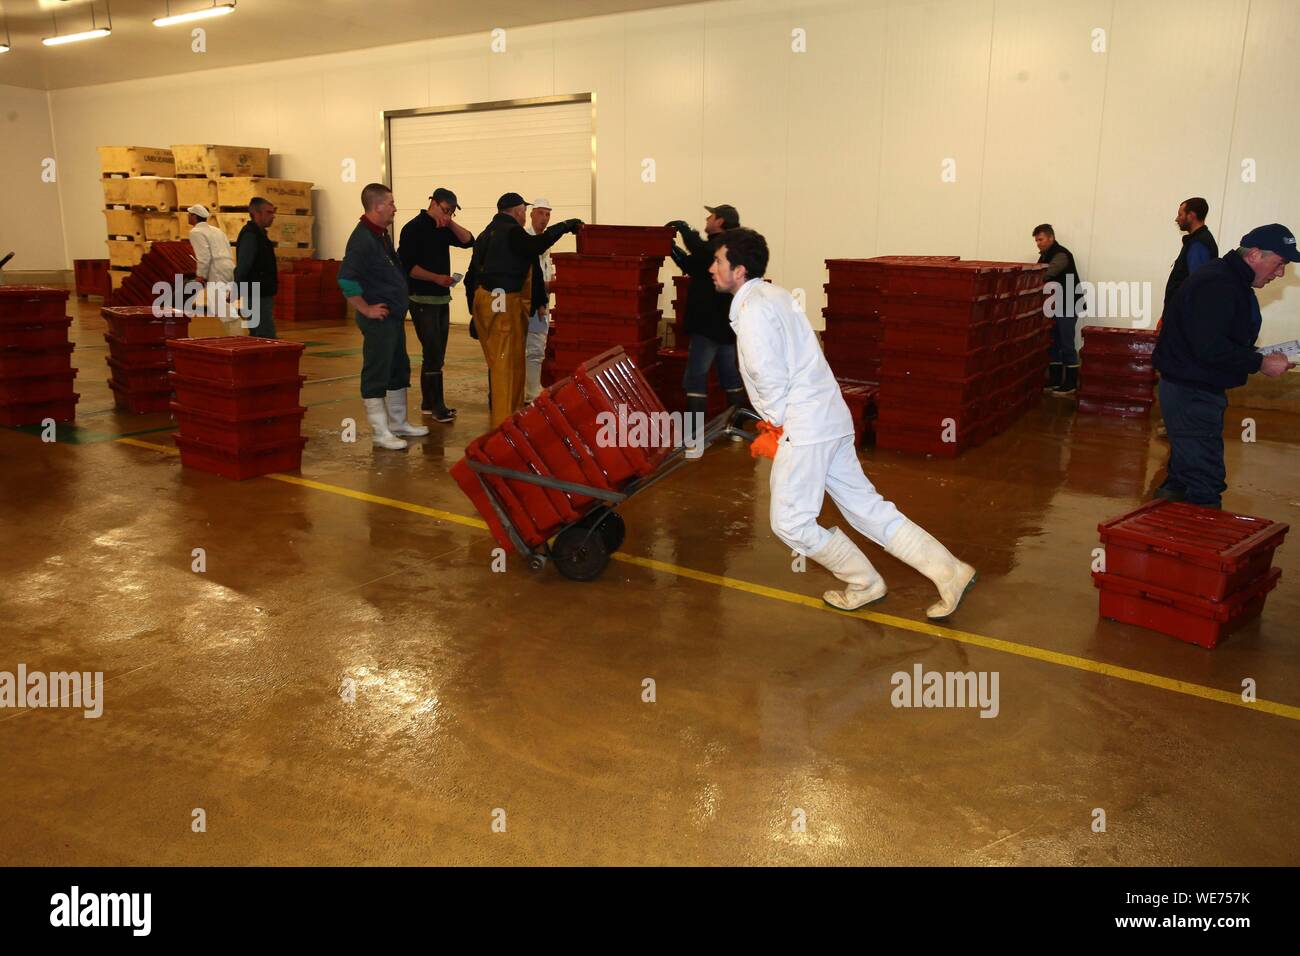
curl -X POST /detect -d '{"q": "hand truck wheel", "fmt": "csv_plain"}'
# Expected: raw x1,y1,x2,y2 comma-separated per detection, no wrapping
528,554,547,571
551,525,611,581
578,510,626,553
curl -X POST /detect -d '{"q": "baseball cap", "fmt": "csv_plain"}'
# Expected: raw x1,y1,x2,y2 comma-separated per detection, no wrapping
531,197,552,210
187,204,210,220
430,187,460,210
705,204,740,229
1240,223,1300,263
496,192,527,211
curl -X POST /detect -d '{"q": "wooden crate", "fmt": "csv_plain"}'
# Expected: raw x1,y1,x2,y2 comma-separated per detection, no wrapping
216,178,313,214
107,239,149,268
174,213,196,238
125,177,178,211
174,177,219,210
103,208,145,239
102,178,131,206
109,268,131,291
267,215,314,246
172,144,270,178
144,213,181,242
98,146,175,178
272,245,316,260
216,215,246,244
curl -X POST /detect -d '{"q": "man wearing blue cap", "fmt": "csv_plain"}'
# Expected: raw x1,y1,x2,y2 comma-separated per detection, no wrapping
1153,224,1298,507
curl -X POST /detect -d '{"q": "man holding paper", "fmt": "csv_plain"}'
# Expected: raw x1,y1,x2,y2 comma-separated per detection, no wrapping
1153,224,1298,508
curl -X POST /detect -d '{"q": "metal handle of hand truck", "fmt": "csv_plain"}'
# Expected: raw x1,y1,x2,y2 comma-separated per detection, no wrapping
724,407,764,443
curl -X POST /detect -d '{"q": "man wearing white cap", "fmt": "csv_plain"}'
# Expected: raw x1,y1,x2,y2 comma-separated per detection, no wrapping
186,204,236,324
523,198,557,402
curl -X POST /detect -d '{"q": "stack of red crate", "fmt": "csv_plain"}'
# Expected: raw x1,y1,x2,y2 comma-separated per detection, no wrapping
1094,500,1288,648
1077,326,1159,417
101,306,190,413
452,346,672,554
838,379,879,447
168,337,308,480
823,256,1047,457
74,259,112,299
649,346,730,418
107,241,196,308
276,259,346,324
0,287,79,427
541,225,673,389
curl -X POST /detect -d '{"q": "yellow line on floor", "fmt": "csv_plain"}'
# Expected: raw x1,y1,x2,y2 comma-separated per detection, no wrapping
114,436,1300,723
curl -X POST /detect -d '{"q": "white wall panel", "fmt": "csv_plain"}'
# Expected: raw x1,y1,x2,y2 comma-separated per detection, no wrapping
0,85,67,272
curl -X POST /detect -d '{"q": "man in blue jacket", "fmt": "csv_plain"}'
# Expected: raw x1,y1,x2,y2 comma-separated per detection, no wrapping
1152,224,1297,507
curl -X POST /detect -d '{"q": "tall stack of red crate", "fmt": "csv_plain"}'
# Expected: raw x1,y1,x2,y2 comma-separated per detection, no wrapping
541,225,673,390
668,274,690,347
101,306,190,413
275,259,346,324
106,241,197,308
452,346,672,555
823,256,1047,457
168,337,307,480
0,287,79,427
1094,500,1288,648
1077,326,1159,417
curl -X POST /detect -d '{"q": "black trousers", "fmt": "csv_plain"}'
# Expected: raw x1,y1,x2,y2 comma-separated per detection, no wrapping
1158,378,1228,507
409,301,451,408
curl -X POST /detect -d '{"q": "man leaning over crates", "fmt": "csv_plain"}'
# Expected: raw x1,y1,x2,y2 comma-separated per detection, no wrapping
710,227,978,619
185,204,237,328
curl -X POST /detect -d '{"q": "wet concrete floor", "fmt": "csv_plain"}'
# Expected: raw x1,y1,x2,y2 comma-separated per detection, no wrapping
1,297,1297,865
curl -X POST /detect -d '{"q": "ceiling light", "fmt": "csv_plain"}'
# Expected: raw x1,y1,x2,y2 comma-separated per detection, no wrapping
42,28,112,46
154,2,236,28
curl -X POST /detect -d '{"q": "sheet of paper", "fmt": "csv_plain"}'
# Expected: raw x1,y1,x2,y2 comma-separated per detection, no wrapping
1257,340,1300,358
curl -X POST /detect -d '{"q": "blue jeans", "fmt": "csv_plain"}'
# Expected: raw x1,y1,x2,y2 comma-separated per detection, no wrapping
247,296,277,339
683,333,744,397
1050,313,1078,365
1158,378,1227,507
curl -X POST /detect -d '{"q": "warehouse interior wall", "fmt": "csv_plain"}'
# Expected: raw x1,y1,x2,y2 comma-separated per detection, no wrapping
40,0,1300,341
0,84,68,273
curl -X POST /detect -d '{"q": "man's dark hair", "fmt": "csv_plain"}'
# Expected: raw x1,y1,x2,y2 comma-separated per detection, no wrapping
1032,223,1054,238
718,227,769,279
249,197,273,212
1182,197,1209,222
361,182,392,211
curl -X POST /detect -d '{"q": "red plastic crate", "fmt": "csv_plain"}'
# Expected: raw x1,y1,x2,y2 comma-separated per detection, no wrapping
878,369,984,408
169,336,304,384
172,403,306,449
1078,377,1156,403
879,345,988,378
1076,395,1153,418
551,282,664,318
502,417,600,513
521,395,619,495
576,225,674,258
103,332,171,368
1080,352,1156,380
0,369,77,403
550,311,662,345
872,262,1007,299
108,379,172,414
551,253,663,288
880,316,994,353
168,372,305,418
0,393,78,426
0,343,75,378
0,319,73,349
487,425,589,524
1098,501,1288,602
824,353,880,382
108,356,171,392
539,387,638,486
173,433,308,481
824,256,961,289
0,286,69,324
101,306,191,343
464,435,568,544
839,381,878,446
875,417,992,458
1094,567,1281,648
1080,326,1158,356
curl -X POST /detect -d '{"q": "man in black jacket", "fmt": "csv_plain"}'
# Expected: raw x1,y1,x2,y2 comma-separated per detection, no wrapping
234,197,278,339
1153,224,1297,507
398,187,474,423
667,205,748,456
1163,197,1218,316
469,192,580,428
1033,223,1083,395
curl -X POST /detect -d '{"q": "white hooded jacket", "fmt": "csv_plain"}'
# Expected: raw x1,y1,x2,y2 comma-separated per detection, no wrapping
188,220,235,284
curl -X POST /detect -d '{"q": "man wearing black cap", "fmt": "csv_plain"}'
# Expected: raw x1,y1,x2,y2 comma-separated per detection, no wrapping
666,204,748,456
469,192,581,428
1153,223,1298,508
398,187,475,423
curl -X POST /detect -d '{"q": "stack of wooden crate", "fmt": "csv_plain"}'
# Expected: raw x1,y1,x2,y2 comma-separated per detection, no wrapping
171,144,272,249
214,176,315,262
99,146,179,292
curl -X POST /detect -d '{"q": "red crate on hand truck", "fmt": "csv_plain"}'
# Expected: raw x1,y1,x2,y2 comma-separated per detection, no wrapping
451,346,759,580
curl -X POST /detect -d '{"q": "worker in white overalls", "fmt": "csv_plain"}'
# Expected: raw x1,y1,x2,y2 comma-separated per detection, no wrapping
185,204,237,326
709,227,977,619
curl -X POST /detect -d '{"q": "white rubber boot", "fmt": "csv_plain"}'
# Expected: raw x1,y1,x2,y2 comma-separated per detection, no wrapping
884,519,977,619
364,397,408,450
811,527,888,610
386,388,429,437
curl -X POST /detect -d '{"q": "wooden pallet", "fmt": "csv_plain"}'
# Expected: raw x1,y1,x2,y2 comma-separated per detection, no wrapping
98,146,175,178
172,144,269,178
216,178,313,215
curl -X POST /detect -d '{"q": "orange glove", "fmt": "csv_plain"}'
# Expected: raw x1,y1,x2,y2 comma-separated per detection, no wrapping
750,420,784,459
